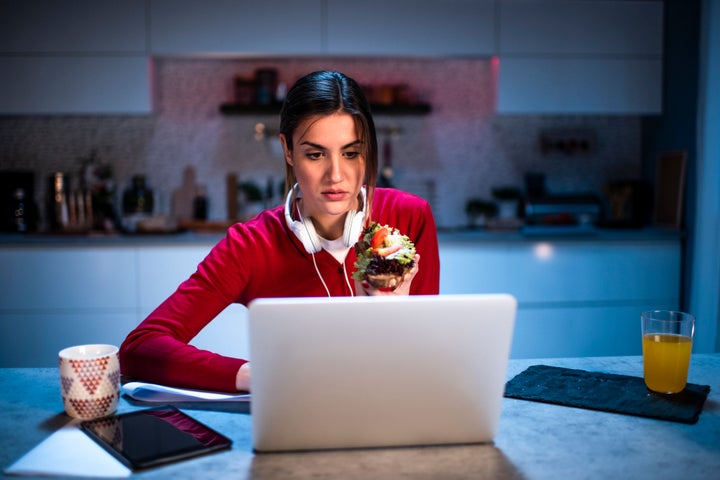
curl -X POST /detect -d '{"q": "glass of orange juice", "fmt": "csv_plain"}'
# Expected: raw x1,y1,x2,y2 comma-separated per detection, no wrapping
641,310,695,394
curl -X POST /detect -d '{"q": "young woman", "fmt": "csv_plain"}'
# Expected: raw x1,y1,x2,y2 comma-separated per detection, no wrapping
120,71,440,392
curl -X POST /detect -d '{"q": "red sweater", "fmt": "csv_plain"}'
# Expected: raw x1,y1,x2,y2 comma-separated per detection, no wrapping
120,188,440,392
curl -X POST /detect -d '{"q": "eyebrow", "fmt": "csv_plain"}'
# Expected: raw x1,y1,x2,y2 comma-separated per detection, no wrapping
299,140,363,150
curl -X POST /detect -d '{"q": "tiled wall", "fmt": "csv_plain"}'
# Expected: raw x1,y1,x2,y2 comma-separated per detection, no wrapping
0,57,642,229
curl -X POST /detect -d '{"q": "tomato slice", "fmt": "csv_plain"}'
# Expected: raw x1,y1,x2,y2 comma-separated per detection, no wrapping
370,227,389,250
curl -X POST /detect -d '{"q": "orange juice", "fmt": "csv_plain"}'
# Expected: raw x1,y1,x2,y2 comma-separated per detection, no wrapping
642,333,692,393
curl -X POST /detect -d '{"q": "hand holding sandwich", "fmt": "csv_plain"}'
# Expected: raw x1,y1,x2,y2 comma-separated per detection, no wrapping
353,222,420,295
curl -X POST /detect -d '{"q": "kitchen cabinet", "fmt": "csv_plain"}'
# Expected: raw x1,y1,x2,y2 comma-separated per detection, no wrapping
0,243,246,367
0,0,146,53
0,247,138,367
0,57,150,115
136,245,248,361
0,0,150,114
0,235,680,366
149,0,323,55
325,0,496,56
440,239,680,358
496,0,664,114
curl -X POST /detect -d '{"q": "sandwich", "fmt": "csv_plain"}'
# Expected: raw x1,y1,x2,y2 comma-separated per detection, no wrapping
353,222,416,290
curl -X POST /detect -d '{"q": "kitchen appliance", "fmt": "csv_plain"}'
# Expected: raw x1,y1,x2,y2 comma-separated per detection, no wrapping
524,194,601,227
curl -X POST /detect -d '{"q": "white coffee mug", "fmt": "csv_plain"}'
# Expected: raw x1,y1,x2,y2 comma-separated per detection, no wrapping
58,344,120,420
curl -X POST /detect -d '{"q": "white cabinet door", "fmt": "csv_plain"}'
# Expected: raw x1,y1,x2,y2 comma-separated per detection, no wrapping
0,246,139,367
0,312,138,367
504,241,680,304
439,239,681,358
511,303,677,359
497,57,663,114
498,0,663,55
136,245,210,314
0,0,150,114
496,0,664,114
326,0,496,56
0,56,150,114
149,0,323,55
136,245,249,360
0,247,137,311
0,0,146,53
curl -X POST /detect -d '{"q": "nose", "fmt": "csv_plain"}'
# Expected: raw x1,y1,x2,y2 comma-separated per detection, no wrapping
326,154,343,183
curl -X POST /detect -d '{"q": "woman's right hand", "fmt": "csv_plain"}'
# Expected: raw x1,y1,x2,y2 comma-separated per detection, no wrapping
355,254,420,296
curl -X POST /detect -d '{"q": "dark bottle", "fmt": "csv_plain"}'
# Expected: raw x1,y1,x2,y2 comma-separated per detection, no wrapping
122,175,154,214
12,188,27,232
193,186,208,220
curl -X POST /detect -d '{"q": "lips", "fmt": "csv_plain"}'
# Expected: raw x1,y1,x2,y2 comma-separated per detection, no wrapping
322,190,347,201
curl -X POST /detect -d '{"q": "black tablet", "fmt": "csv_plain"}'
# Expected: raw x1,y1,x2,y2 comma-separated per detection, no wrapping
80,405,232,470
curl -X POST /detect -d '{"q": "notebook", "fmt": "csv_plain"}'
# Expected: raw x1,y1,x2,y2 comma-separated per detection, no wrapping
247,293,517,452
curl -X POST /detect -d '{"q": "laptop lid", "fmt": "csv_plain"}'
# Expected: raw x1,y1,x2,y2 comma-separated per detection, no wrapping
248,293,517,452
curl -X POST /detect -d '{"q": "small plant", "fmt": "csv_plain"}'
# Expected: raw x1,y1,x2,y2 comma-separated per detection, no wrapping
239,181,263,202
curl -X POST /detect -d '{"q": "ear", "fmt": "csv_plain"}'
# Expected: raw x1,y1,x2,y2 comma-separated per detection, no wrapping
279,134,293,166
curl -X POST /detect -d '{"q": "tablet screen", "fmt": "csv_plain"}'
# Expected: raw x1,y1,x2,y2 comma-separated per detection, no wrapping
80,405,232,470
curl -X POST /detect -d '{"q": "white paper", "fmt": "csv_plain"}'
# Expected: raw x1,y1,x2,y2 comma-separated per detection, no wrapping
122,381,251,403
4,422,131,478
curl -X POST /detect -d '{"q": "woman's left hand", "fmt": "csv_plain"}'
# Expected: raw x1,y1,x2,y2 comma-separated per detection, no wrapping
355,254,420,296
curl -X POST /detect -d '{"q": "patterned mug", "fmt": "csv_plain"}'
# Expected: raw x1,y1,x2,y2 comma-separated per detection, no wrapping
58,344,120,420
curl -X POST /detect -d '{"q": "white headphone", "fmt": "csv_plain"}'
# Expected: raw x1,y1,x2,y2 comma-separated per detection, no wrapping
284,183,366,254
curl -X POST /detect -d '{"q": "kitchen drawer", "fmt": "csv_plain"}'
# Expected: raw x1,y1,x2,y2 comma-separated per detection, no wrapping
510,303,678,359
0,247,137,310
439,240,680,304
136,245,213,313
0,312,138,368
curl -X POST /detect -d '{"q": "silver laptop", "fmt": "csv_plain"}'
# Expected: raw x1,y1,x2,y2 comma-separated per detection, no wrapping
247,293,516,452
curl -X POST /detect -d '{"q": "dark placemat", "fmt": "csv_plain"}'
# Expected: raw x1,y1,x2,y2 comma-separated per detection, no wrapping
504,365,711,424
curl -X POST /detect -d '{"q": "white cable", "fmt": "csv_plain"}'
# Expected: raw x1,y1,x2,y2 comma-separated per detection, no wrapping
342,261,355,297
311,251,332,298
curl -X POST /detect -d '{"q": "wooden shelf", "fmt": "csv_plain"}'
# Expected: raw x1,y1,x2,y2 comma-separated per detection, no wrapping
219,102,431,116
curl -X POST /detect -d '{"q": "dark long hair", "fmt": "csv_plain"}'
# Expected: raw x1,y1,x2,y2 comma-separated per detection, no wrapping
279,71,378,222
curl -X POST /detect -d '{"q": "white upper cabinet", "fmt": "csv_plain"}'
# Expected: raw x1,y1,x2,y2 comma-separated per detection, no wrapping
325,0,496,56
496,0,664,114
0,0,146,53
0,0,149,114
0,56,150,115
498,57,663,114
498,0,663,56
149,0,324,55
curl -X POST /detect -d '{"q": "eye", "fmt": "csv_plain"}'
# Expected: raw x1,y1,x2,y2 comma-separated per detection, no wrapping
305,151,324,160
343,151,361,160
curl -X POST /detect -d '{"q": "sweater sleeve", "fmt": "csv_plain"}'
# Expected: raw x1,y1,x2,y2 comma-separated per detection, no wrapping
408,197,441,295
120,225,251,393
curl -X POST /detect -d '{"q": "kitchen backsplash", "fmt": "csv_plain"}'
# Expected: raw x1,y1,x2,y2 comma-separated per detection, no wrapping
0,57,641,230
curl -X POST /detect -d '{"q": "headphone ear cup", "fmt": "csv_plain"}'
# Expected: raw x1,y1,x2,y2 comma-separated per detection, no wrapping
343,209,365,247
295,217,322,254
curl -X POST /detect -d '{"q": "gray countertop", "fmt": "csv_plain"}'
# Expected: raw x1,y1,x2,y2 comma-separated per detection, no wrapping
0,227,683,248
2,354,718,480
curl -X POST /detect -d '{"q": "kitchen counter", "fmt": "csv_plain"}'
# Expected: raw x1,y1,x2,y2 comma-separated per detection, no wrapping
0,227,683,247
2,354,718,479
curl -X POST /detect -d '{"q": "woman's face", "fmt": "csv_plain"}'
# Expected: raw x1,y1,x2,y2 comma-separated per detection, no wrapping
281,112,366,239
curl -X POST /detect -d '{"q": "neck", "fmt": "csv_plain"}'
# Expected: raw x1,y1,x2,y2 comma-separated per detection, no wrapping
298,198,356,241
